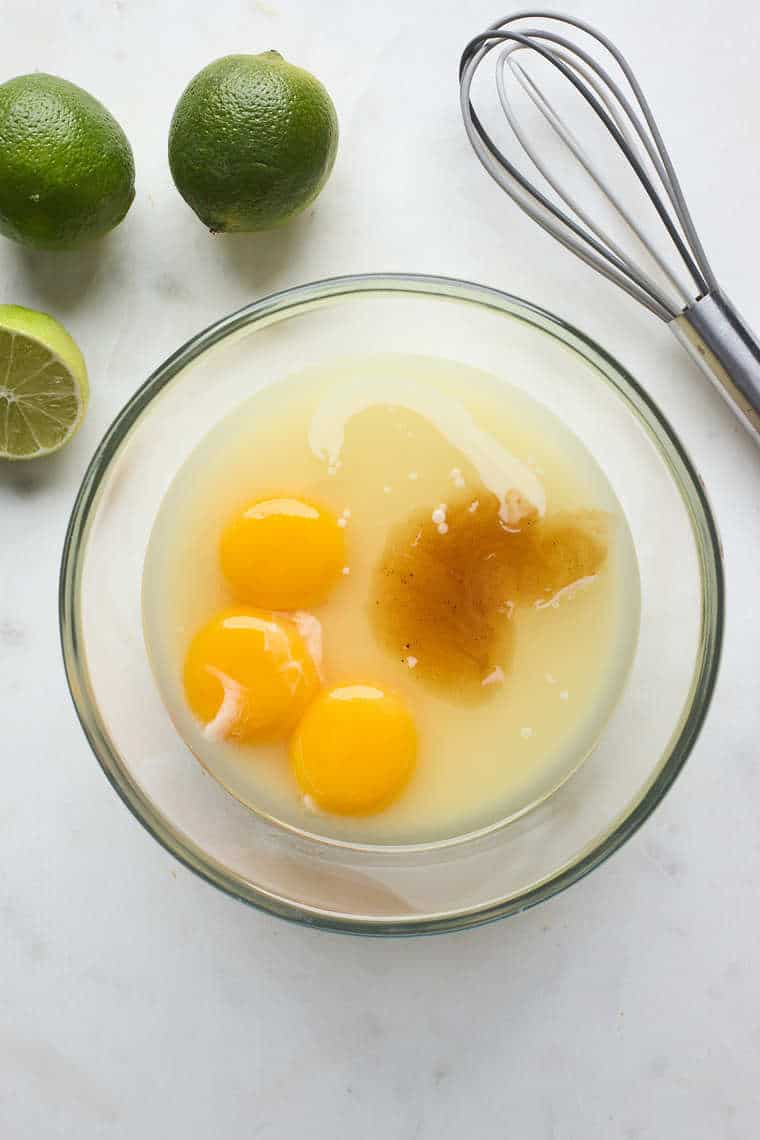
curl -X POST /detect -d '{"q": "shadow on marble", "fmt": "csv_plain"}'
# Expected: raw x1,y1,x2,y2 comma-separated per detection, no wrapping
6,238,111,315
0,445,73,495
214,209,316,289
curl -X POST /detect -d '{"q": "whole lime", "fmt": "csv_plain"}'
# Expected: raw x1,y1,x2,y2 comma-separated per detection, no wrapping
0,73,135,251
168,52,338,233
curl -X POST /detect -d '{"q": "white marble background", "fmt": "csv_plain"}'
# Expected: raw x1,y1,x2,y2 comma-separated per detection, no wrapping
1,0,759,1135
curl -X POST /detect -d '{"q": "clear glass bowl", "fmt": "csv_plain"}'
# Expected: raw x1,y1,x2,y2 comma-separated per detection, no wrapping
59,274,723,935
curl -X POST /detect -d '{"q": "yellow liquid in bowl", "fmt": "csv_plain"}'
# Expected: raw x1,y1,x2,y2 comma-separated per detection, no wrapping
142,353,640,846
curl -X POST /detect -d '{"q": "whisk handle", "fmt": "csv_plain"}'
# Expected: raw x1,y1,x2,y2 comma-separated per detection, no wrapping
671,291,760,441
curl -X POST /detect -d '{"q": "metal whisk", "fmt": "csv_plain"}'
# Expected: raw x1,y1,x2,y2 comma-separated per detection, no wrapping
460,10,760,441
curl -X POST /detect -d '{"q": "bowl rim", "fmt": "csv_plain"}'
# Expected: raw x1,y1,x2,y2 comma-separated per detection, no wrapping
59,272,724,936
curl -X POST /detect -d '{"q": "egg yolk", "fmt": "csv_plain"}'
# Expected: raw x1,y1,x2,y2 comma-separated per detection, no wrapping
290,684,416,815
220,497,345,610
183,607,319,743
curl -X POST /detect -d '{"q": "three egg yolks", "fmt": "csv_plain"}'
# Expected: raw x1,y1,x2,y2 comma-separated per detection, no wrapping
183,487,607,816
184,496,416,816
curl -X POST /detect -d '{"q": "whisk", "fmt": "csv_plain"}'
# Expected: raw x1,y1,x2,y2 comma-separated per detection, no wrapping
459,10,760,440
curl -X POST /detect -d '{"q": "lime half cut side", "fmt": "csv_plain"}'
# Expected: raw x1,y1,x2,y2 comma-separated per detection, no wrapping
0,304,88,460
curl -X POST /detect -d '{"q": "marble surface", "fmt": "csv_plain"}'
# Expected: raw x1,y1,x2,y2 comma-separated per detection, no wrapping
2,0,759,1135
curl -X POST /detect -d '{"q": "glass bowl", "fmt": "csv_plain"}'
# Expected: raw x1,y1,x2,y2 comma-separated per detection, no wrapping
59,274,723,935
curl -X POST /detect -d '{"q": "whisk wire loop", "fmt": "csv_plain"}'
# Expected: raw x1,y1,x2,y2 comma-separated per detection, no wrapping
459,11,720,321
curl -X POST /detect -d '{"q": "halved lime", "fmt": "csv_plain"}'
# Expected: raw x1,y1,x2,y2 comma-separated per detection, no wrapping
0,304,88,460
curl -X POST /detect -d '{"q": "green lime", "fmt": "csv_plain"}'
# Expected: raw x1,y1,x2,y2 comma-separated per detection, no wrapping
168,52,338,233
0,305,88,460
0,74,135,250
